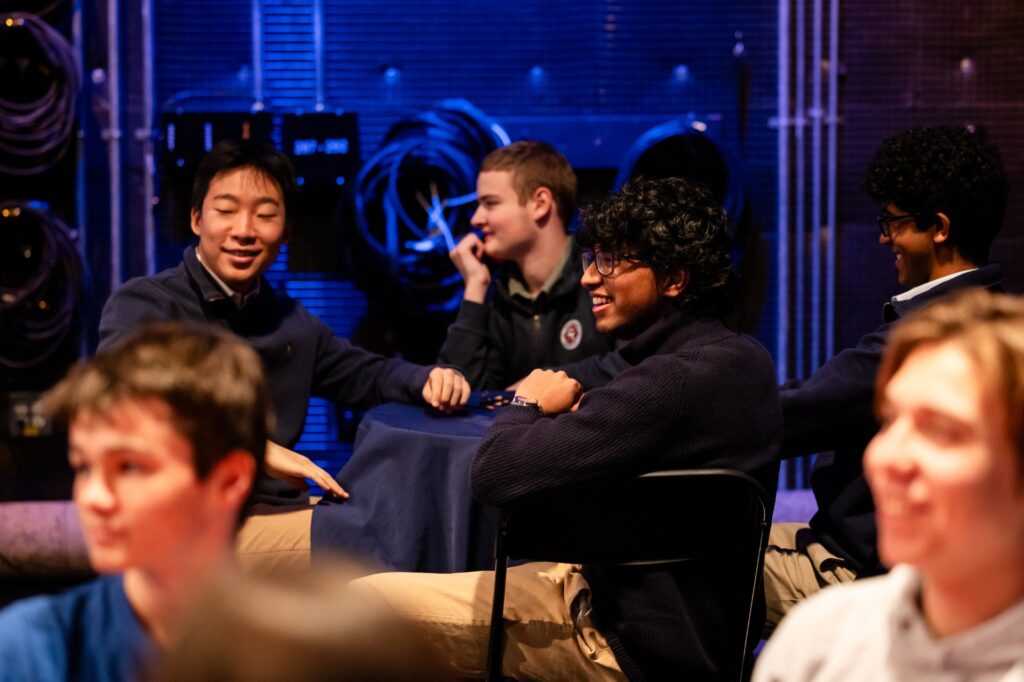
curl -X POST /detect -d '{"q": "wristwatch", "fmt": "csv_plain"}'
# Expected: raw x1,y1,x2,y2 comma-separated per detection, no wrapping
509,395,544,415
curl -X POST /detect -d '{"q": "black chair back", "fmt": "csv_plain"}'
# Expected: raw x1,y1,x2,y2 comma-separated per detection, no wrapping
486,468,771,681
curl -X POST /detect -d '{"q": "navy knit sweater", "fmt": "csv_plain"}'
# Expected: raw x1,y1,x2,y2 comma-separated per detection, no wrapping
98,246,432,501
471,311,782,681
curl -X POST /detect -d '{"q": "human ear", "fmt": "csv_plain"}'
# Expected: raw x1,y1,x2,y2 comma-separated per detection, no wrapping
530,187,554,223
190,209,202,237
209,450,257,509
661,269,689,298
932,212,952,244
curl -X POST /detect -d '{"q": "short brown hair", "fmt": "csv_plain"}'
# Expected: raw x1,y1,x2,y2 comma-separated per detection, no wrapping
480,140,577,228
877,289,1024,461
43,321,271,481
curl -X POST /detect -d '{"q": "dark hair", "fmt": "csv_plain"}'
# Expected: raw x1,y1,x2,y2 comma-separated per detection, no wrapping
191,139,299,229
577,176,734,317
878,289,1024,464
157,562,453,682
43,322,270,488
865,126,1008,264
480,140,577,229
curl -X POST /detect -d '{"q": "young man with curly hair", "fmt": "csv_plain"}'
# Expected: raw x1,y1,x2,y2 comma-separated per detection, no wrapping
354,177,782,680
439,141,623,389
764,125,1009,633
0,323,268,681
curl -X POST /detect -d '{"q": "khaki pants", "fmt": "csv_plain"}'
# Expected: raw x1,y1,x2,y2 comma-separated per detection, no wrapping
235,502,315,573
353,562,626,681
762,523,857,637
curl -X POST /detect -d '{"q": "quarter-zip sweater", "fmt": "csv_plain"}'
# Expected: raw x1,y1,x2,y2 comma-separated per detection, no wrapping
98,246,432,502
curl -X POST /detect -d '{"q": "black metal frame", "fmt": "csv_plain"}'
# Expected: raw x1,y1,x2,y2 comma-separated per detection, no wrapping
486,468,771,681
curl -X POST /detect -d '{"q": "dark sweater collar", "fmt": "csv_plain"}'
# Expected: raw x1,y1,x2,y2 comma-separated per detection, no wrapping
182,245,273,307
619,309,732,365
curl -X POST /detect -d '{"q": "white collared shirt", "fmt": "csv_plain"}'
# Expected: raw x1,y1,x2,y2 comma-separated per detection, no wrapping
892,268,978,303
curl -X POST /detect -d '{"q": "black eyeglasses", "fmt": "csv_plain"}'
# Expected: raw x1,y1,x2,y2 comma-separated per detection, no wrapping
877,212,931,238
581,249,645,276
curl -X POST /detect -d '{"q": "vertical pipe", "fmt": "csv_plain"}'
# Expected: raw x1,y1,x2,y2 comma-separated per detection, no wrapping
312,0,325,110
142,0,155,275
251,0,264,110
794,0,806,378
107,0,122,289
73,0,89,356
826,0,840,358
776,0,791,384
810,0,823,372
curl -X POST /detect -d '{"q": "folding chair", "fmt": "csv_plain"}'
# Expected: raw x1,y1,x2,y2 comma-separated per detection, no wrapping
486,468,771,681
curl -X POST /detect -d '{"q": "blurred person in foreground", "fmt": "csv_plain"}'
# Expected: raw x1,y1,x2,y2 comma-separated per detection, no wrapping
157,562,452,682
0,322,268,682
755,289,1024,681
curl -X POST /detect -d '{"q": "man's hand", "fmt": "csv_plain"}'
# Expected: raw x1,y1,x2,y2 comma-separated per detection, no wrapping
422,367,471,413
264,441,349,498
516,369,582,415
449,232,491,303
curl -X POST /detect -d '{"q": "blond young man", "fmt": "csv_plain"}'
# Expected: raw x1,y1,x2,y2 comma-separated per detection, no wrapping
439,140,624,389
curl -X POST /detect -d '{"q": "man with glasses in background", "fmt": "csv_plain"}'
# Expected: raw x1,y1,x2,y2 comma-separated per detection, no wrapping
353,177,782,680
763,125,1009,634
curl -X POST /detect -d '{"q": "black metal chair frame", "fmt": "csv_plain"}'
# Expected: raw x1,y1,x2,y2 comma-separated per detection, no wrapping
485,468,771,681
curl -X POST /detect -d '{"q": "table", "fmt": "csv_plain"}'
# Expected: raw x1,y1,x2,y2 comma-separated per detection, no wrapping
311,402,499,573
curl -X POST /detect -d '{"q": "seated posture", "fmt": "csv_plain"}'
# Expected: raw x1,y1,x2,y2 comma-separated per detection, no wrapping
438,140,623,390
97,139,468,567
355,177,782,680
764,126,1009,631
0,322,268,681
755,289,1024,681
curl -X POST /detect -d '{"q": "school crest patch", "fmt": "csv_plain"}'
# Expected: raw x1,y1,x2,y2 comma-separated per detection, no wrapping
560,319,583,350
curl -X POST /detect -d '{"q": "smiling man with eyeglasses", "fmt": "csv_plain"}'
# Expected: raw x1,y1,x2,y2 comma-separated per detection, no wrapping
764,125,1010,636
353,176,782,680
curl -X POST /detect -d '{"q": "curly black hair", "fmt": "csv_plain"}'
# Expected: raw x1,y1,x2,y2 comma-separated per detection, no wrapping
865,126,1008,264
577,176,734,317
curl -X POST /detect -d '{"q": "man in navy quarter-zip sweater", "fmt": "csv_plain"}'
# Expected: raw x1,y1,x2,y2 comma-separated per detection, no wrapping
353,177,782,681
98,139,469,571
763,125,1010,635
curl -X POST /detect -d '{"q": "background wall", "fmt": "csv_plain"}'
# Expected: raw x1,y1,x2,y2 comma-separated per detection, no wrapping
2,0,1022,493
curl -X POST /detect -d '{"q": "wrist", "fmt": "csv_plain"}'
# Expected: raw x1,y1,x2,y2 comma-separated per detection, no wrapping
509,394,544,415
463,279,489,303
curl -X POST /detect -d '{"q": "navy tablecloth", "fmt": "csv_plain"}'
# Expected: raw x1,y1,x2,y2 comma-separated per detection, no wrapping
311,402,499,573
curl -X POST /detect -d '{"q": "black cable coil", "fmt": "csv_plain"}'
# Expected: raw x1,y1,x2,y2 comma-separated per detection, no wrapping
352,99,508,313
0,201,82,374
0,12,80,176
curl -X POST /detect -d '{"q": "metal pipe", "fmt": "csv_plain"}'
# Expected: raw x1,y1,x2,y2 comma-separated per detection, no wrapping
810,0,823,371
794,0,806,378
107,0,122,289
826,0,840,358
142,0,155,275
313,0,325,110
776,0,791,383
251,0,264,110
